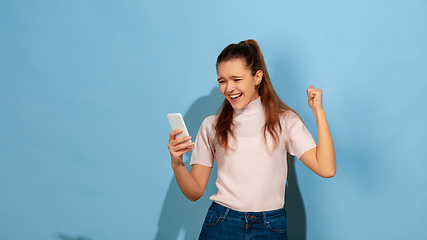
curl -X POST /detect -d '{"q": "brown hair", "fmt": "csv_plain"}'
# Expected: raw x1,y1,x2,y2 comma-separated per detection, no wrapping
214,39,300,150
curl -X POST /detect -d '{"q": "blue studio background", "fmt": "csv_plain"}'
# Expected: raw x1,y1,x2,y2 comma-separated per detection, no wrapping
1,1,426,240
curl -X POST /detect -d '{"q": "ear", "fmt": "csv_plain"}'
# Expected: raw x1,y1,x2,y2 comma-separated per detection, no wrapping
255,70,263,85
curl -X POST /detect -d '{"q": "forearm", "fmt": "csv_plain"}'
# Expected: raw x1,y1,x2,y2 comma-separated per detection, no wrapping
313,108,336,177
172,161,204,201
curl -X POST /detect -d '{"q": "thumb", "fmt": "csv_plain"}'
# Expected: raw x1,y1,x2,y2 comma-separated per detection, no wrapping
310,84,314,89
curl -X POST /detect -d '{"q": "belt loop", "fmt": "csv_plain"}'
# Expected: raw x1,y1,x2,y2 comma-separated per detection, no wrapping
263,212,267,225
222,208,230,221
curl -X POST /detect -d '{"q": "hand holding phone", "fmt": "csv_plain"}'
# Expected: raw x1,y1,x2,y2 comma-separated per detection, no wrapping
167,113,190,144
167,113,193,165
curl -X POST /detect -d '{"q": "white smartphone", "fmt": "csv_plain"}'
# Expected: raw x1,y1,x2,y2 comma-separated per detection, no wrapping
167,113,190,143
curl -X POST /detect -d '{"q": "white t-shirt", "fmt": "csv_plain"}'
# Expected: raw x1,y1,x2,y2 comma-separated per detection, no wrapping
190,97,316,212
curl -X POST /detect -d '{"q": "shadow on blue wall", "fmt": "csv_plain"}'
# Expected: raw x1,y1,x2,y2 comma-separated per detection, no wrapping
56,233,93,240
155,87,307,240
155,88,223,240
286,155,307,240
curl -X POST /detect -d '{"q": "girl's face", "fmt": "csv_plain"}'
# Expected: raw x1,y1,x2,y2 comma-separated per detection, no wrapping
217,58,263,110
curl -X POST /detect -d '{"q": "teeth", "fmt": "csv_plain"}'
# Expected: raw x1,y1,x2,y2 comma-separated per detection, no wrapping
230,94,242,99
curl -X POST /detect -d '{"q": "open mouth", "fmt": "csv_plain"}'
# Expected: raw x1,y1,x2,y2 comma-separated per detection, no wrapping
229,93,242,102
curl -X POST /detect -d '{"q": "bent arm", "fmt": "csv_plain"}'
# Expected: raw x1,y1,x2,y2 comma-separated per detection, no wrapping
168,129,212,201
300,85,336,178
172,163,212,201
300,108,336,178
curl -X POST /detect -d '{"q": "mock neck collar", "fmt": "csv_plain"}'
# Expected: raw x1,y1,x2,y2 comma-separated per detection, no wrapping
234,96,262,116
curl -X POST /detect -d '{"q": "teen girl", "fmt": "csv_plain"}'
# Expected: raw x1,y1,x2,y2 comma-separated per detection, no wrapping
167,39,336,239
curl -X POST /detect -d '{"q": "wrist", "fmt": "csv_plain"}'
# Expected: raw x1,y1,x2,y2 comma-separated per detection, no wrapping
312,107,325,119
312,107,324,114
171,159,185,169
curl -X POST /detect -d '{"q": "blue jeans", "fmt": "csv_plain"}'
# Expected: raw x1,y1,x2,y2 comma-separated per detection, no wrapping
199,202,289,240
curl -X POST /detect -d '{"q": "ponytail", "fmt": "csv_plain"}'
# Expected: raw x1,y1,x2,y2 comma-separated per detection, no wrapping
215,39,300,151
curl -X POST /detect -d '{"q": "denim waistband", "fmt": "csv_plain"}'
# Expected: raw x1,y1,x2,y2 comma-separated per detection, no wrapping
208,202,286,225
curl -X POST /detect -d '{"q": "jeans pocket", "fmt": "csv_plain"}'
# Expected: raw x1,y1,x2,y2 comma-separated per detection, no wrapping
267,216,288,232
203,210,222,226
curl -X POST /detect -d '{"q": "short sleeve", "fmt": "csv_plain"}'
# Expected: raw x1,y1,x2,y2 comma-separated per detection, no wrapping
190,116,216,167
285,113,317,159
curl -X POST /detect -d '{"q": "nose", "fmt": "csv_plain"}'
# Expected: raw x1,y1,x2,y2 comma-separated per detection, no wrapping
225,81,235,93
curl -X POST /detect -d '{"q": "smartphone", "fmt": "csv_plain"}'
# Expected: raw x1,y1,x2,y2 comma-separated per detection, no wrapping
167,113,190,144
